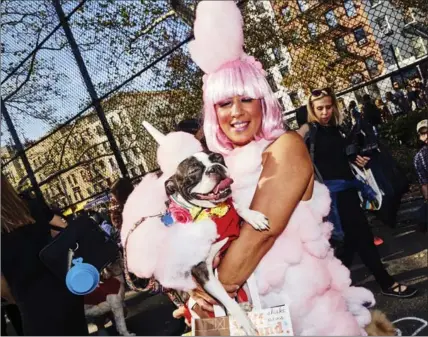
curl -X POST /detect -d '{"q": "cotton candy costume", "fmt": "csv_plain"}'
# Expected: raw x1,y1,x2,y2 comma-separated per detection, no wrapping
122,1,375,335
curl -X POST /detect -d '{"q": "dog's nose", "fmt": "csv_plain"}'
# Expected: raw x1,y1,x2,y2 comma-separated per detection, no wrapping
206,165,224,176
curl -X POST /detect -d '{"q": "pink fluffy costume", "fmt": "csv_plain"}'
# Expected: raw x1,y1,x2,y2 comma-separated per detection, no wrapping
122,1,376,335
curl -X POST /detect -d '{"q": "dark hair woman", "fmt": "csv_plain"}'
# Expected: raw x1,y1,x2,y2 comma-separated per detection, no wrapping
109,177,134,231
298,88,417,299
1,175,88,335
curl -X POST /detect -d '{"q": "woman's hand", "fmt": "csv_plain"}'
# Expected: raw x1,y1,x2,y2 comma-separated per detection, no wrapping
355,155,370,168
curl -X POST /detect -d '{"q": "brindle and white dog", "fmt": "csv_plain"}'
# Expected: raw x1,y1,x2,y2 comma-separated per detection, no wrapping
165,151,269,335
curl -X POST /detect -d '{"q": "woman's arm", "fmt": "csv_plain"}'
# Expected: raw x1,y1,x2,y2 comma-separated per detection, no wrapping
1,274,15,304
217,131,314,286
296,123,309,138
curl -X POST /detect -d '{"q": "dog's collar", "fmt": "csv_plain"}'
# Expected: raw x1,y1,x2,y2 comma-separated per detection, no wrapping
167,195,231,223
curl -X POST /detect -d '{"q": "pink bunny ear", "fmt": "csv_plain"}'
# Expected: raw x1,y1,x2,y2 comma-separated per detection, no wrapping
188,0,244,74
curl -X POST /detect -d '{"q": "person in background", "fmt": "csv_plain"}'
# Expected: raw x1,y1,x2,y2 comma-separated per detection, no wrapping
1,175,88,336
362,94,382,129
375,97,392,123
298,88,417,298
393,81,410,113
414,119,428,233
385,91,403,118
109,177,134,231
348,100,360,124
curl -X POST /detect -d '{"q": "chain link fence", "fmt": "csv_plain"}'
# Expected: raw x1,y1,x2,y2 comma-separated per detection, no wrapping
1,0,427,211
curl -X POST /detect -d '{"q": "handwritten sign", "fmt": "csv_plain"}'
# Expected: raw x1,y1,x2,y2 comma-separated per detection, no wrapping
229,306,294,336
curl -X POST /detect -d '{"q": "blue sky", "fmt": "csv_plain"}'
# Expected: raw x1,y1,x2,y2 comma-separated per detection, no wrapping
2,0,192,144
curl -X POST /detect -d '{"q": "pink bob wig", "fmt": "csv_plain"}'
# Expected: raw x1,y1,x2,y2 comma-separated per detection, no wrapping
202,58,285,155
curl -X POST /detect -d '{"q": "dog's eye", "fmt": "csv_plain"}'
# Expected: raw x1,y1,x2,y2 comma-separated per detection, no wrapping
210,153,224,164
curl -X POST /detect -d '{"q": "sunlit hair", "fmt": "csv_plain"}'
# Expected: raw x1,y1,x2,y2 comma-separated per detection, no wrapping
306,88,342,126
1,174,35,233
202,59,284,154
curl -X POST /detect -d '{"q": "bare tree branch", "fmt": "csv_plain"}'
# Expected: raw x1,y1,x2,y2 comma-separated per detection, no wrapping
128,10,176,46
3,32,41,101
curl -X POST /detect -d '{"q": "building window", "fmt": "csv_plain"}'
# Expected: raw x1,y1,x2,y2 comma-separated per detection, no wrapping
96,125,103,136
353,27,368,46
297,0,309,12
369,0,381,6
279,66,289,77
376,16,392,36
67,176,72,185
130,167,137,177
102,142,109,152
380,43,394,66
273,47,282,62
138,164,145,174
404,7,416,24
344,0,357,17
412,37,427,59
254,1,266,14
308,22,317,39
335,37,347,51
87,187,93,195
365,57,379,77
267,75,278,92
281,6,292,22
109,157,117,171
71,173,77,185
393,45,403,62
350,73,364,85
278,98,285,111
289,92,301,108
325,10,338,28
131,147,139,157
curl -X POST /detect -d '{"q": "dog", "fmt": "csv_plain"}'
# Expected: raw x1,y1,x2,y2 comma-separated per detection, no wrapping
84,256,134,336
163,151,269,335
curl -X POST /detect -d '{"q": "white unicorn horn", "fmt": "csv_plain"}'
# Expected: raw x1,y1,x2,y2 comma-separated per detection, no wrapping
142,121,166,145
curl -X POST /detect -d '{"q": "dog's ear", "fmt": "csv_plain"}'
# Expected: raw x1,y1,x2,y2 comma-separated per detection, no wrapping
165,177,177,196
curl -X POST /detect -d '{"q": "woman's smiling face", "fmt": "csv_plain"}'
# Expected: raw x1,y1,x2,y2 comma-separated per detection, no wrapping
215,95,263,147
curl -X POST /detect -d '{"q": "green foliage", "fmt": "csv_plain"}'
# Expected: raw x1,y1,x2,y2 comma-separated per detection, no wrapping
380,109,427,147
379,109,427,183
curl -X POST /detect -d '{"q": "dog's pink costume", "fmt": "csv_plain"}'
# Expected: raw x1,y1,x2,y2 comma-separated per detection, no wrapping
121,124,374,335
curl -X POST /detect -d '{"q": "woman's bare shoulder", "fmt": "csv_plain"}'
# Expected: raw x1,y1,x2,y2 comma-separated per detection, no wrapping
264,131,310,161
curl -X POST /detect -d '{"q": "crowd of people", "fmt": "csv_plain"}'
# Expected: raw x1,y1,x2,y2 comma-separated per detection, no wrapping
1,1,427,335
344,79,428,126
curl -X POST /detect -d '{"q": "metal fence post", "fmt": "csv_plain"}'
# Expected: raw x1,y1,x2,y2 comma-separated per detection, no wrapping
52,0,129,179
1,99,45,202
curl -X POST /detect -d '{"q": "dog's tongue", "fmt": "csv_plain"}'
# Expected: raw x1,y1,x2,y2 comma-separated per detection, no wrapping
213,178,234,194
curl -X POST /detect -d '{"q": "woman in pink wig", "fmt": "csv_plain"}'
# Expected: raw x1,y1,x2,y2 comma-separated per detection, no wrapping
182,0,376,335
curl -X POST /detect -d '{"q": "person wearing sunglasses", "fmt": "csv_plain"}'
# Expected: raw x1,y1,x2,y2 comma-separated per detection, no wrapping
298,88,417,299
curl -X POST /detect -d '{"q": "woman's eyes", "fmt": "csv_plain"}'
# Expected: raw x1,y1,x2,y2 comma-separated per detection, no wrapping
217,97,254,107
218,101,231,108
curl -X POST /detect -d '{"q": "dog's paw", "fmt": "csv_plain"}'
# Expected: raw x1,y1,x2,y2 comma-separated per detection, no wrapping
243,209,269,231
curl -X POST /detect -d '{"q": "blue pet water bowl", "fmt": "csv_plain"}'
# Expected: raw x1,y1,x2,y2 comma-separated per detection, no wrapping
66,257,100,295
